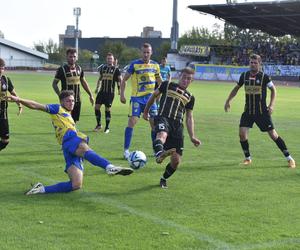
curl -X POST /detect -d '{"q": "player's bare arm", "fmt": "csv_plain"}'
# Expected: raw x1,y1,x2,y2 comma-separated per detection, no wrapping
7,95,47,112
224,84,241,112
10,89,23,115
268,85,276,115
81,78,94,106
52,79,60,96
186,109,201,147
120,72,131,104
117,75,122,95
143,89,160,121
95,77,102,94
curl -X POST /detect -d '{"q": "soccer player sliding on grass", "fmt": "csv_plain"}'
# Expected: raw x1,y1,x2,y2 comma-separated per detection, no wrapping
7,90,133,195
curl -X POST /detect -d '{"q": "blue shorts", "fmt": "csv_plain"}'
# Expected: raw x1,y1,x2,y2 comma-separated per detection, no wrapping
129,95,157,118
62,131,86,173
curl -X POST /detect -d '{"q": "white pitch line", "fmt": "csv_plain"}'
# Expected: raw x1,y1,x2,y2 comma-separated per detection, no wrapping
236,238,300,250
17,168,232,250
17,168,300,250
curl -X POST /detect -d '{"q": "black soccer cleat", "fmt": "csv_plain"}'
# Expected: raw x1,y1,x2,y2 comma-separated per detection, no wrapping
160,178,168,189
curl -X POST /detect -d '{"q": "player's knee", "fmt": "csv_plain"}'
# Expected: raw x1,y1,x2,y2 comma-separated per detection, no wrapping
0,140,9,151
239,133,247,141
171,155,180,168
72,180,82,190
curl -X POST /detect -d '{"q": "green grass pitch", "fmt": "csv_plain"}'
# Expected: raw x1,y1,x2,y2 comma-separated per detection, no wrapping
1,71,300,250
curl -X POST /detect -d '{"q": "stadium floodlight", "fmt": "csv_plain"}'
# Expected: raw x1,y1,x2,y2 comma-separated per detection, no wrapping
73,7,81,55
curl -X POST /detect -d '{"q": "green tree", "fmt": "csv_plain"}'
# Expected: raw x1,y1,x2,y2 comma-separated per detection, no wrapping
34,39,59,54
120,47,140,65
98,41,127,64
153,41,171,62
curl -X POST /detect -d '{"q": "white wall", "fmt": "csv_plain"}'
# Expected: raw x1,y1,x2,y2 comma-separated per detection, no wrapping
0,45,46,67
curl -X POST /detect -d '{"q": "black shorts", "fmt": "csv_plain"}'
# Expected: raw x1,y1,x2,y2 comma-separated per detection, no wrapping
0,118,9,139
154,116,184,155
239,112,274,132
71,102,81,122
96,92,114,108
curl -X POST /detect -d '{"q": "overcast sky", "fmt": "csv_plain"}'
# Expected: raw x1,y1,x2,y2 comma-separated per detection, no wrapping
1,0,269,48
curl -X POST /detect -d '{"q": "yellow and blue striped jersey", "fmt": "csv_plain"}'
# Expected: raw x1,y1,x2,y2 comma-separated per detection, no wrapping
46,104,87,145
127,59,160,97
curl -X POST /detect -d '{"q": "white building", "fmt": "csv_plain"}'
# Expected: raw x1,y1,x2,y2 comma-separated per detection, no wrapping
0,38,48,68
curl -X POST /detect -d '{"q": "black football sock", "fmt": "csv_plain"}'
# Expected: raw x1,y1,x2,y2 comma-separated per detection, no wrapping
275,136,290,157
0,141,9,151
105,111,111,130
163,163,176,179
95,109,101,126
240,140,250,158
153,139,164,156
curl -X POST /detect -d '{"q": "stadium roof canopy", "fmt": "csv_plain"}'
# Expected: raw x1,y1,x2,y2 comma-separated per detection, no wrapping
188,0,300,37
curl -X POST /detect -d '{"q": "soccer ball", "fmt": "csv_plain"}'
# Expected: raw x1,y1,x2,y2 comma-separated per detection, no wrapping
128,150,147,170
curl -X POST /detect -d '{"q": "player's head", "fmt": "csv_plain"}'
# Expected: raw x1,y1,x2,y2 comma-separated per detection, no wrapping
161,57,167,66
178,67,194,89
114,58,118,67
66,48,77,66
0,58,5,75
249,54,262,73
141,43,152,63
59,90,75,111
106,52,114,66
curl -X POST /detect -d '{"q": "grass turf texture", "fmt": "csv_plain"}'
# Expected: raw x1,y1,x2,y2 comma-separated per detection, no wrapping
1,71,300,250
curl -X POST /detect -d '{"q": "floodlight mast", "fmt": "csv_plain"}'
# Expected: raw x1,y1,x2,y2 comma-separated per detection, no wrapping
73,7,81,55
171,0,179,51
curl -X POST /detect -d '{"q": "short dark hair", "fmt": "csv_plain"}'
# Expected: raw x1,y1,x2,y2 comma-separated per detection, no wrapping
59,90,74,101
107,52,114,57
0,58,5,67
142,43,152,49
249,54,262,64
181,67,195,75
66,48,77,55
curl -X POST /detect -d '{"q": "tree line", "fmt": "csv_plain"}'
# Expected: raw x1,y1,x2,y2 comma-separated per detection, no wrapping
32,23,300,67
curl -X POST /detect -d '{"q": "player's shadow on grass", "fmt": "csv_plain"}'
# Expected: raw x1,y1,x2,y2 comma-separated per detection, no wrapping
2,149,59,156
176,162,289,171
11,132,55,136
0,158,60,166
91,184,159,196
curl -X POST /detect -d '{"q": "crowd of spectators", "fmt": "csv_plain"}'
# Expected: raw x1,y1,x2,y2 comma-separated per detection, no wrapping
210,42,300,66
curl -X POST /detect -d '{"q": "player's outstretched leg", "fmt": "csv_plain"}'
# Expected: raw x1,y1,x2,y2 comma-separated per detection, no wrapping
106,164,133,176
274,136,296,168
153,139,176,164
83,150,133,175
25,181,75,195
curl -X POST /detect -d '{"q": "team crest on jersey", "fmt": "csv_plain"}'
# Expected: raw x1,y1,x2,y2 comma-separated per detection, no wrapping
2,83,6,90
133,102,139,108
140,76,147,82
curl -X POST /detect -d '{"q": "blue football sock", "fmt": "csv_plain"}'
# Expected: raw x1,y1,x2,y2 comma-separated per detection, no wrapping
44,181,73,193
124,127,133,150
151,130,156,143
84,150,110,169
